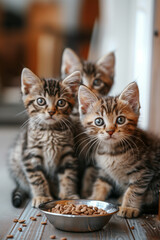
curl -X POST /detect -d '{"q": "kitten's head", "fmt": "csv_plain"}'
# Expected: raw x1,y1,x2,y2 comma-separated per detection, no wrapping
21,68,81,127
78,82,140,145
61,48,115,96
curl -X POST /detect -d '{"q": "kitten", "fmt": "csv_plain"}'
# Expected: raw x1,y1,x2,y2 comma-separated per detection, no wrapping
8,68,81,208
78,82,160,218
61,48,115,197
61,48,115,97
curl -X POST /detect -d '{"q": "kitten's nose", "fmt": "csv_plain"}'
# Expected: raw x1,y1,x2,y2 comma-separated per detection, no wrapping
48,110,56,116
106,130,114,136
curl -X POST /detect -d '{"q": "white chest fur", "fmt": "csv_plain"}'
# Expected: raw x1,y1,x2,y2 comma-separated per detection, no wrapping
95,150,132,187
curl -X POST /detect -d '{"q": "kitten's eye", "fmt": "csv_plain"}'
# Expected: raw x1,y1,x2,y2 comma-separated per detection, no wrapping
37,97,46,106
116,116,126,125
57,99,66,107
95,117,104,126
93,79,102,87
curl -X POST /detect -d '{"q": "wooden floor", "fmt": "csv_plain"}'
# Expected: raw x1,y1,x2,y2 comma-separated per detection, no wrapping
0,126,160,240
2,201,160,240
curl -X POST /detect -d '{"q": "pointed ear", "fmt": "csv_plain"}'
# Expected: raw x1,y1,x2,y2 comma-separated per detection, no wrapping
96,52,115,78
21,68,41,95
62,71,81,93
119,82,140,114
78,85,99,115
61,48,82,78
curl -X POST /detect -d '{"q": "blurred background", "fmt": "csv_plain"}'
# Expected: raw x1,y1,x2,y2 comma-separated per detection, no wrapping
0,0,159,132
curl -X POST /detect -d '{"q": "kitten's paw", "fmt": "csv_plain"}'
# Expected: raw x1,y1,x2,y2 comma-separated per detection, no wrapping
67,194,80,200
117,196,123,205
59,193,80,200
32,196,53,208
117,206,140,218
81,191,90,199
88,194,106,201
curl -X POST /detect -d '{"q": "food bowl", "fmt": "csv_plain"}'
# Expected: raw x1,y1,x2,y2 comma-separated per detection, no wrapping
39,199,119,232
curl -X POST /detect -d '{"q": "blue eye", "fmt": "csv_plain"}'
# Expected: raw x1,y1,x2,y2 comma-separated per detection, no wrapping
37,98,46,106
93,79,102,87
95,118,104,126
116,116,126,125
57,99,66,107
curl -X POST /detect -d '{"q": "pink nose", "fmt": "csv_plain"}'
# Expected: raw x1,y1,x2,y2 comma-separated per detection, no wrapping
106,130,114,136
48,110,56,116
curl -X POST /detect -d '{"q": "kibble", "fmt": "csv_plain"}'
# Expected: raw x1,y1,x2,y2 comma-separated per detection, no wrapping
18,220,25,224
31,217,37,221
22,224,27,227
50,235,56,239
48,204,108,216
18,227,22,232
61,238,67,240
13,218,18,223
130,226,135,230
36,213,42,217
7,235,14,239
41,221,47,225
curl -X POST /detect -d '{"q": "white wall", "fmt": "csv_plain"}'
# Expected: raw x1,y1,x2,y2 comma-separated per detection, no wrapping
92,0,154,130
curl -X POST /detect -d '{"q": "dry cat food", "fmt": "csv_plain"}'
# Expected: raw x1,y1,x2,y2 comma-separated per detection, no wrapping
18,219,25,224
7,235,14,239
48,204,108,216
50,235,56,239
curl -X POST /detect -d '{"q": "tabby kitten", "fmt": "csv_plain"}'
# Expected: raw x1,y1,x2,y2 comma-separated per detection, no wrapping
61,48,115,97
8,68,81,208
61,48,115,197
78,82,160,218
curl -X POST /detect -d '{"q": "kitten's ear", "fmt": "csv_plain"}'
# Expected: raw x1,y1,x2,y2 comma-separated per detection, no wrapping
61,48,82,78
62,71,81,92
96,52,115,78
78,85,99,115
21,68,41,95
119,82,140,114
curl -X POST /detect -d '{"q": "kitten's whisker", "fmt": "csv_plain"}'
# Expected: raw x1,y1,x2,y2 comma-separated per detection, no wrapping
85,138,98,162
61,119,70,130
77,137,97,157
124,136,140,157
75,136,93,152
16,109,27,117
20,118,30,129
74,131,87,140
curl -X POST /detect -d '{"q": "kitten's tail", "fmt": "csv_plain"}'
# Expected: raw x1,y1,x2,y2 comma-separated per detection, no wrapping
12,187,26,207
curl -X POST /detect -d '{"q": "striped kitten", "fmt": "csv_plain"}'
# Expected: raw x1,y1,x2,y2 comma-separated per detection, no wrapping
8,68,81,208
78,82,160,218
61,48,115,97
61,48,115,197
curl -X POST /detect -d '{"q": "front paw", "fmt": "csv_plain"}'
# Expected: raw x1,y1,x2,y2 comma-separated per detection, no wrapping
88,193,106,201
59,193,80,200
67,194,80,200
32,196,53,208
117,206,140,218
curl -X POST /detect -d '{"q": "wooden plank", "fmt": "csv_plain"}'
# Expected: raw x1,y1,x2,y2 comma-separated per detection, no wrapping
127,214,160,240
5,202,47,240
1,201,28,240
4,202,134,240
41,214,135,240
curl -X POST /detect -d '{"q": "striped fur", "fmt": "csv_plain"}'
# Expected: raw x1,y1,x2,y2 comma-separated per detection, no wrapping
61,48,115,197
8,68,81,208
78,83,160,218
61,48,115,97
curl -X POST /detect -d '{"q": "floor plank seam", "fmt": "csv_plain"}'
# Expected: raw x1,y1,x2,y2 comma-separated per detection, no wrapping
125,218,136,240
5,200,29,238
